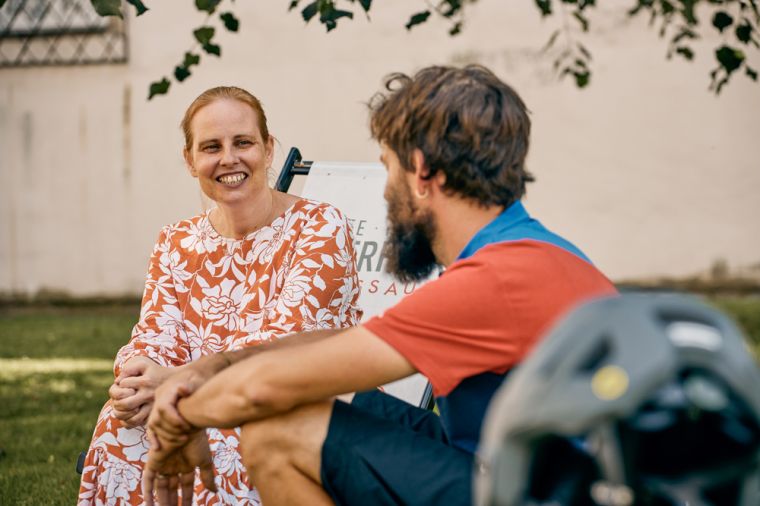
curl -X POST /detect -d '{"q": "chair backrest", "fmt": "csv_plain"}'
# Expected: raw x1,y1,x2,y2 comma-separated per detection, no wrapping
277,148,434,409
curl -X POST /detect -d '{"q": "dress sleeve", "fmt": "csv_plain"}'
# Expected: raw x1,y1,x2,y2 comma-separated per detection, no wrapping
234,203,363,347
113,227,193,377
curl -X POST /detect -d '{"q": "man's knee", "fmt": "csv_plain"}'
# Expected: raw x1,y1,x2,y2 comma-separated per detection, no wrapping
239,402,334,475
239,416,287,469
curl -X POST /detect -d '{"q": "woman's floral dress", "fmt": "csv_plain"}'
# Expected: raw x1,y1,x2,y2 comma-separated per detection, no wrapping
78,199,362,505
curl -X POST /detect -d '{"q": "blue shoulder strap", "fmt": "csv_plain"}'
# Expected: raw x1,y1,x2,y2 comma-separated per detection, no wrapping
457,201,592,264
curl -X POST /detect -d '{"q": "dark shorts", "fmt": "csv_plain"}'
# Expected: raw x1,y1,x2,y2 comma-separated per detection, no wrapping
320,390,473,506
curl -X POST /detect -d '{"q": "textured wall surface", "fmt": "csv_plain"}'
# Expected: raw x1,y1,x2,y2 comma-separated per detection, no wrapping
1,1,758,296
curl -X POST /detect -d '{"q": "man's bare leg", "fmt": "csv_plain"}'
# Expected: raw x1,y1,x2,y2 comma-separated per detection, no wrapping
240,400,335,506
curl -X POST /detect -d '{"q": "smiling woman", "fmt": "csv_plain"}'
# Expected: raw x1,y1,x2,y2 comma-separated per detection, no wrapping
77,86,363,505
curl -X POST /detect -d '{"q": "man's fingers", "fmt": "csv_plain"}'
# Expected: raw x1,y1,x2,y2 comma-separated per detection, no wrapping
167,476,180,506
153,399,193,434
152,425,190,449
156,474,171,506
198,459,217,493
180,472,195,506
147,429,161,451
142,468,156,506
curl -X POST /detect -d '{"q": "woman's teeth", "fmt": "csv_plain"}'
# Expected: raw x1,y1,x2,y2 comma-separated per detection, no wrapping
218,173,247,184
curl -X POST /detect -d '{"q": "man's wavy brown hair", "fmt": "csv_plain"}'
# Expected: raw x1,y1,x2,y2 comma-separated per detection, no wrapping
369,65,534,208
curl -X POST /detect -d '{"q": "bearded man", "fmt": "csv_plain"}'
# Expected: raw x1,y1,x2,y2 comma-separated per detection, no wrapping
142,65,617,506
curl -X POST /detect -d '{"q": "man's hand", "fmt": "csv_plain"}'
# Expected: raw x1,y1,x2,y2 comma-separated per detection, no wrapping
147,353,230,447
111,357,173,428
142,429,217,506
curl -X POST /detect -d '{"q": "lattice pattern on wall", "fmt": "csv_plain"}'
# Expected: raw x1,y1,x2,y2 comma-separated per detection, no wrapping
0,0,128,67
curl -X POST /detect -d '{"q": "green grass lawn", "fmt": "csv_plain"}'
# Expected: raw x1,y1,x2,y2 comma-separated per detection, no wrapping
0,296,758,504
0,305,137,505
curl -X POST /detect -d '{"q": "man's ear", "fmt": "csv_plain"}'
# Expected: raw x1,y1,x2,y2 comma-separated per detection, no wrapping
184,148,198,177
410,149,429,179
411,148,444,197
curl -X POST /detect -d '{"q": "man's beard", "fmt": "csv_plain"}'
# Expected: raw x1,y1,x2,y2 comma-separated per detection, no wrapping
383,186,439,283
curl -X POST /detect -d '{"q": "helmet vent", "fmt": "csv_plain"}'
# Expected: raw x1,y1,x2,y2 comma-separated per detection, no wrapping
665,321,723,351
579,336,612,374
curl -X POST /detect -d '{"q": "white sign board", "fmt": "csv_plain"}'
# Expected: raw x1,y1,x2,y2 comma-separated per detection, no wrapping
300,161,433,406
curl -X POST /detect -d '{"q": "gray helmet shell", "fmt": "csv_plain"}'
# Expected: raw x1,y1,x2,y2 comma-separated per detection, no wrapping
475,293,760,506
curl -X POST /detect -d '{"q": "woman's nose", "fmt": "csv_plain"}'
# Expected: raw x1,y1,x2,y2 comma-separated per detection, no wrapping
220,146,237,165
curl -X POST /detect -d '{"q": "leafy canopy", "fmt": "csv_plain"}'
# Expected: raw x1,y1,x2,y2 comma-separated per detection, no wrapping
82,0,760,99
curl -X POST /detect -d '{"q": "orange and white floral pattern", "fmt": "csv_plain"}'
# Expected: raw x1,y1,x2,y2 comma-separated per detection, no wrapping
78,199,362,505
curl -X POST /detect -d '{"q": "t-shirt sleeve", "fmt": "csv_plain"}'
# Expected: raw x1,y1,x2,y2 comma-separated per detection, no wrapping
363,241,617,396
363,253,523,397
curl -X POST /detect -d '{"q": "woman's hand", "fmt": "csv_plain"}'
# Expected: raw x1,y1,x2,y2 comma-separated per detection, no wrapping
110,357,175,428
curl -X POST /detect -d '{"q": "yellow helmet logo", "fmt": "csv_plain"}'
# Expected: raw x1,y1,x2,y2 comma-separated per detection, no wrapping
591,365,630,401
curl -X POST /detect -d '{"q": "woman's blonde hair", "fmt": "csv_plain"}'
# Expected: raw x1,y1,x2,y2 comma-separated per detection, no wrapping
180,86,270,150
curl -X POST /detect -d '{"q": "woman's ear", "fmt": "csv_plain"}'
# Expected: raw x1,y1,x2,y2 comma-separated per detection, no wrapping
184,148,197,177
265,136,275,167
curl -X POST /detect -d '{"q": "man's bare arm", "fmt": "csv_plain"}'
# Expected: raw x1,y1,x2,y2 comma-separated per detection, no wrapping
176,325,416,429
146,328,346,442
180,328,344,379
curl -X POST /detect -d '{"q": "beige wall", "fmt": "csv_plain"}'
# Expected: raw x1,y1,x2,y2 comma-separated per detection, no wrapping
1,0,758,296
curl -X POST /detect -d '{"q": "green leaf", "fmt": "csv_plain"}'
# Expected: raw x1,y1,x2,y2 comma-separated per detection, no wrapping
405,10,431,30
735,21,753,44
574,70,590,88
288,0,300,11
301,1,318,22
573,11,589,32
195,0,221,14
449,21,462,36
675,46,694,60
358,0,372,12
193,26,215,45
535,0,552,17
90,0,122,18
202,42,221,56
174,65,191,82
0,0,7,8
680,0,697,25
220,12,240,32
182,51,201,68
148,78,170,100
746,66,758,81
715,45,745,73
126,0,148,16
712,11,733,32
440,0,461,18
321,8,353,24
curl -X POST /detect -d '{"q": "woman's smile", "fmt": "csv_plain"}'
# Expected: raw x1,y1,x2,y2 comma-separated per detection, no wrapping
216,172,249,186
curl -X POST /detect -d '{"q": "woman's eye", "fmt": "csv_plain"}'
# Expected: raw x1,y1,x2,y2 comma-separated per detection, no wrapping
237,140,252,147
203,144,220,152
